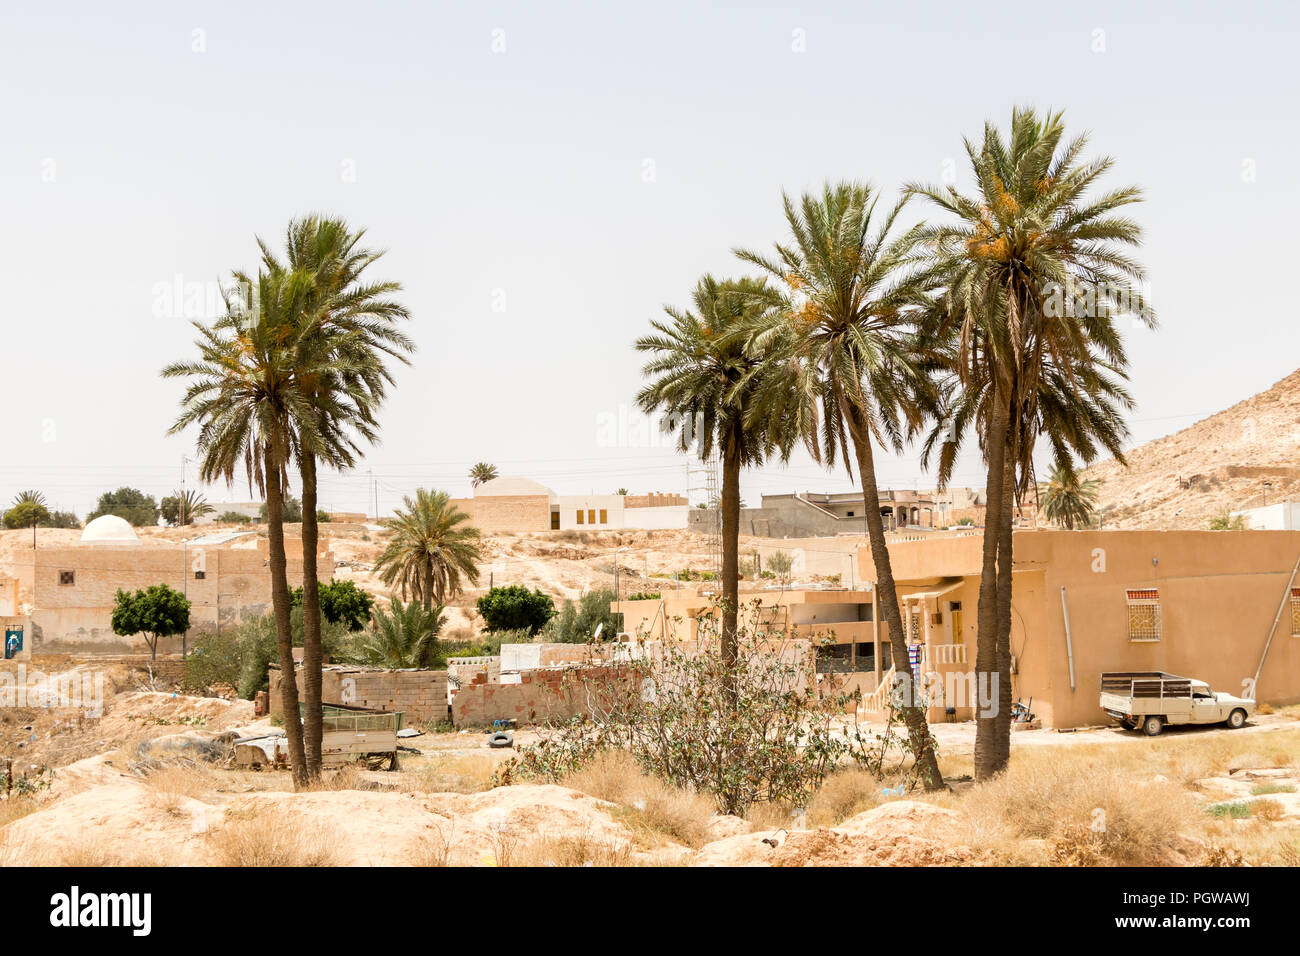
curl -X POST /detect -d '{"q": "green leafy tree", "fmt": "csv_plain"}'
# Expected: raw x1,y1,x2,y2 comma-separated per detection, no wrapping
89,487,159,526
469,462,499,487
358,596,445,668
765,550,794,586
1209,508,1247,531
545,588,619,643
43,510,80,529
111,584,191,661
290,579,374,631
635,275,779,671
911,106,1153,779
375,489,483,610
160,489,215,526
477,585,555,635
3,501,50,530
1038,465,1101,530
260,496,303,523
218,511,252,524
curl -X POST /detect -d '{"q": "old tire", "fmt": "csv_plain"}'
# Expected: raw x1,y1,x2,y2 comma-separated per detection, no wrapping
1142,715,1164,737
1227,708,1247,729
488,731,514,749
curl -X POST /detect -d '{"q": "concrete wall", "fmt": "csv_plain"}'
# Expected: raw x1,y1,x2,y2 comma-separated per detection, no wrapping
558,494,624,530
451,664,618,728
270,665,450,725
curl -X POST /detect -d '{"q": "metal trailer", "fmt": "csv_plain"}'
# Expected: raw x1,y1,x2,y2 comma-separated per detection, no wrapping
233,702,405,771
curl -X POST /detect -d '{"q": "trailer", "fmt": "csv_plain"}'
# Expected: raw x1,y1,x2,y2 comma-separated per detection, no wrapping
233,702,405,771
1099,671,1254,736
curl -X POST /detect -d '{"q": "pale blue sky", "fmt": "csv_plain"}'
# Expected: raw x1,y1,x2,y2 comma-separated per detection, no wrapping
1,1,1296,517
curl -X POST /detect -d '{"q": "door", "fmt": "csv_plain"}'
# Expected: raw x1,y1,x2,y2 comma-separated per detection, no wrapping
950,603,963,644
1190,689,1222,723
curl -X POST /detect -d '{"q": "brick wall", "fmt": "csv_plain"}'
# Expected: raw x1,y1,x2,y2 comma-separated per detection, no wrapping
270,665,450,725
624,492,687,509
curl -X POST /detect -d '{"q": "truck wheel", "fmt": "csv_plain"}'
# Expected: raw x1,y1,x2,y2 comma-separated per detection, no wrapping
1142,716,1164,737
1227,708,1247,729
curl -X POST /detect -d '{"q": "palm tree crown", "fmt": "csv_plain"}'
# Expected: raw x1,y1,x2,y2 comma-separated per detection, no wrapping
1038,464,1101,530
375,489,484,609
469,462,499,487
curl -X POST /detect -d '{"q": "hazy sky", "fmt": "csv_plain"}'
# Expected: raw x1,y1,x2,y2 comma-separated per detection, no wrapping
2,1,1297,518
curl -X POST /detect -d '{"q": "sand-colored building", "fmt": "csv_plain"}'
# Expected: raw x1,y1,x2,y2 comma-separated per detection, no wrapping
0,575,32,661
4,515,333,655
451,476,689,533
856,530,1300,728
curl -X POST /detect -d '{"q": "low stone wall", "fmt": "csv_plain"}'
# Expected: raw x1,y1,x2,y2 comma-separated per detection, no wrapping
270,664,450,725
451,664,625,728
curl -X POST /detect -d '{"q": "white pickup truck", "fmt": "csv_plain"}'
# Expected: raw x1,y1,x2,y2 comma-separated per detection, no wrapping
1100,672,1254,737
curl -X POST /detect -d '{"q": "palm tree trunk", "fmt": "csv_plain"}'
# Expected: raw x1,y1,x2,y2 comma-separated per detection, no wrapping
300,454,323,781
845,402,944,790
992,454,1015,772
974,400,1009,782
267,458,307,788
720,434,741,670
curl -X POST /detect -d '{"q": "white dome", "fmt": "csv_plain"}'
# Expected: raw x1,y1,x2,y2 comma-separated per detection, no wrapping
80,514,142,546
475,476,557,499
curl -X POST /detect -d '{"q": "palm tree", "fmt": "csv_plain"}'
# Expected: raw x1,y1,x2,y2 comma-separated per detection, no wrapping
911,106,1153,779
1038,464,1101,529
375,489,484,620
736,182,944,789
469,462,498,487
359,597,445,668
259,215,413,779
13,490,46,507
163,268,331,788
166,489,215,525
635,275,778,669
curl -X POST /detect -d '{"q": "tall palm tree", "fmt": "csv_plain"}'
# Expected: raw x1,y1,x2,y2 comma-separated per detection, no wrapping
375,488,483,631
469,462,499,487
163,268,334,788
911,106,1153,779
167,489,215,525
635,275,778,669
736,182,944,789
259,215,413,778
1038,464,1101,529
13,490,46,508
360,596,445,668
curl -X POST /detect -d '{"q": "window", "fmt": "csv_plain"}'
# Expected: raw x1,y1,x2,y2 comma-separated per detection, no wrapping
587,509,596,525
598,509,607,524
1126,588,1161,642
550,511,560,530
846,511,855,517
194,570,206,580
59,570,75,586
1291,587,1300,636
576,511,584,525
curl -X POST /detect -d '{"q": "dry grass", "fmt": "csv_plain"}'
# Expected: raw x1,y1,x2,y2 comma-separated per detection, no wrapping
140,760,219,815
804,769,887,827
206,804,339,866
560,750,717,848
517,831,635,867
407,821,457,866
399,753,499,794
960,749,1198,864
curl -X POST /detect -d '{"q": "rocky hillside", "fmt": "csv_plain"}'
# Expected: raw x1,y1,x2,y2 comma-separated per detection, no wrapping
1087,368,1300,530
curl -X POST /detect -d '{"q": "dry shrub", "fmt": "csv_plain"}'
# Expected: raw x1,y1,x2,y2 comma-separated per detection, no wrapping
407,822,456,866
207,805,338,866
1250,798,1285,822
1199,842,1246,867
0,796,38,829
961,752,1196,865
560,749,715,848
141,760,217,814
402,753,498,794
517,830,634,867
488,822,520,867
805,768,886,827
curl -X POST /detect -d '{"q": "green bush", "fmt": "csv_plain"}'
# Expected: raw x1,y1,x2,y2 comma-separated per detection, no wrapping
234,608,357,699
476,585,555,635
543,588,618,643
3,501,49,529
289,579,374,631
182,629,242,694
218,511,253,524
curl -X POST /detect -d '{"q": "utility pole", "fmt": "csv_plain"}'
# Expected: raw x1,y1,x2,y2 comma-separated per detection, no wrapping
181,455,190,658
